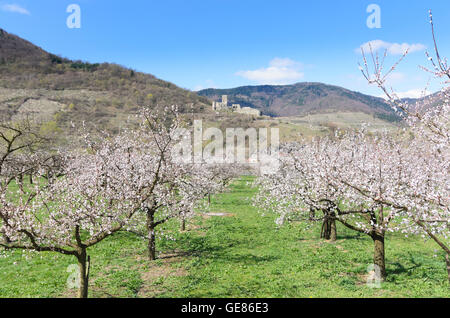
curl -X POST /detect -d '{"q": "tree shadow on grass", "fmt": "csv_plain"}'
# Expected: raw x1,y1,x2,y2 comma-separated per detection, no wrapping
158,251,191,259
387,253,421,276
217,253,279,265
161,235,226,259
336,234,365,240
173,235,279,265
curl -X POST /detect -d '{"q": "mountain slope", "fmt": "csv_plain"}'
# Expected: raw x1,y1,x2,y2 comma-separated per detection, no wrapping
0,28,49,65
198,82,401,121
0,28,211,131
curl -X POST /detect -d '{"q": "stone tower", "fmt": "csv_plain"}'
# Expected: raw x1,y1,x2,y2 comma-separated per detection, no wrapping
222,95,228,106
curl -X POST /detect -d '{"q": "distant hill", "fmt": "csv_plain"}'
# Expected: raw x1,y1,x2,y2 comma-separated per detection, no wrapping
197,82,402,122
0,28,211,132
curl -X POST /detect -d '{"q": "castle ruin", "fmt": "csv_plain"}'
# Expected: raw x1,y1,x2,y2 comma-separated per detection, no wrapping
212,95,261,116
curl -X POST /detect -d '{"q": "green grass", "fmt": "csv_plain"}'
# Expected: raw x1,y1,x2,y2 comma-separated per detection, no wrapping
0,176,449,298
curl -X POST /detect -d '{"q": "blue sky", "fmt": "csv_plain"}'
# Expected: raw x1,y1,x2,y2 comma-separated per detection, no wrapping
1,0,449,97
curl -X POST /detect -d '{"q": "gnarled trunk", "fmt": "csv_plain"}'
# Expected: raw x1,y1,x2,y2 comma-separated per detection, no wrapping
371,232,387,281
146,210,156,261
309,207,315,221
330,218,337,242
446,254,450,284
76,248,90,298
321,214,337,242
321,217,331,240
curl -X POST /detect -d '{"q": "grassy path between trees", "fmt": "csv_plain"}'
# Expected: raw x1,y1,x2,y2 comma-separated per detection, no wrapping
0,176,448,297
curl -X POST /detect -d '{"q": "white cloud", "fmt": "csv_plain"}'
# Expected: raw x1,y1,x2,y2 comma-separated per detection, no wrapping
193,85,205,91
1,4,30,15
378,88,430,99
356,40,426,55
387,72,405,82
381,72,408,86
236,58,304,85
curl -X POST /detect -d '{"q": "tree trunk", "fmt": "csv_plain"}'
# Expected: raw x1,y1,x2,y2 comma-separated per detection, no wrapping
446,254,450,285
330,218,337,242
181,217,186,231
18,173,24,192
309,207,315,221
208,193,211,205
372,232,387,281
76,248,90,298
146,211,156,261
320,210,337,241
321,217,331,240
148,228,156,261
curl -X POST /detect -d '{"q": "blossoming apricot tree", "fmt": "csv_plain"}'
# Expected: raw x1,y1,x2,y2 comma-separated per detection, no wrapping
359,10,449,282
